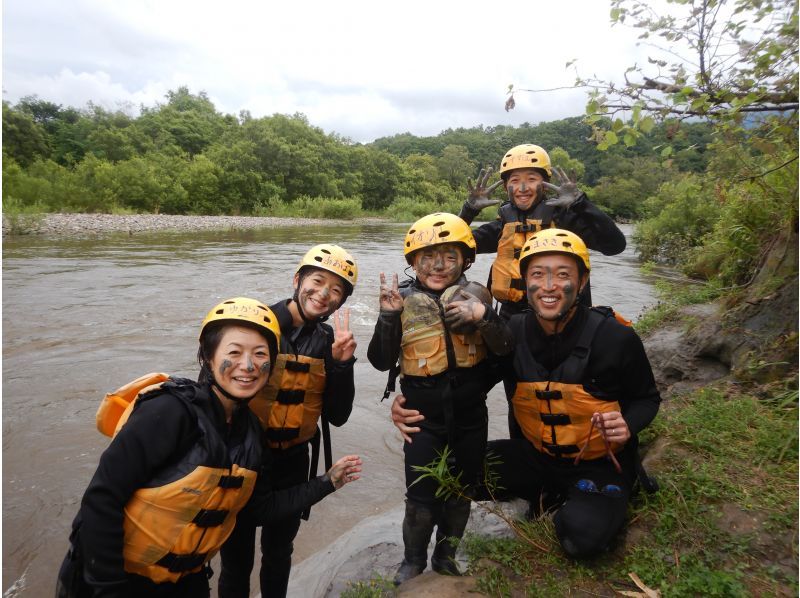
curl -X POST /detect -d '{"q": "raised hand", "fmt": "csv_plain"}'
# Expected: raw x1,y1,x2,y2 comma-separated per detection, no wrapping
543,166,584,209
331,307,356,362
379,272,403,312
466,167,503,212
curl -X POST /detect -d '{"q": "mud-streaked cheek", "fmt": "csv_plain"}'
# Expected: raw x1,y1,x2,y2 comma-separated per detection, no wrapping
526,284,541,305
562,282,576,303
218,359,232,377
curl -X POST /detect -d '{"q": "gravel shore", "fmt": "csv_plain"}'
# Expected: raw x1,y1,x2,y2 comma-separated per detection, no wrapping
2,213,386,237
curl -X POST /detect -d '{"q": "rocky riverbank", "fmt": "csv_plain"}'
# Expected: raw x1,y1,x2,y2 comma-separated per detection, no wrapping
2,212,386,237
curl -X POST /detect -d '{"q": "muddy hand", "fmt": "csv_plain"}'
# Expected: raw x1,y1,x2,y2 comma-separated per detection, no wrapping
379,272,403,312
466,167,503,213
331,308,356,361
327,454,363,490
543,166,584,209
391,394,424,443
444,289,487,328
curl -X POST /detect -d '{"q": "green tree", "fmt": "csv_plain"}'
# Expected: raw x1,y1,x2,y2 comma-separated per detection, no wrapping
437,144,475,190
2,103,51,166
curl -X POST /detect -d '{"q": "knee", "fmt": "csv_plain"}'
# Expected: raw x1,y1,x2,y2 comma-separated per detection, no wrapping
261,539,294,562
554,505,619,558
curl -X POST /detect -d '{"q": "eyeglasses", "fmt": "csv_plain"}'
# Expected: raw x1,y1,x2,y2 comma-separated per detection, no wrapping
575,479,623,498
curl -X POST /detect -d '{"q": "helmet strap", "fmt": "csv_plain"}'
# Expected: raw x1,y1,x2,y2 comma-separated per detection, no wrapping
207,371,258,405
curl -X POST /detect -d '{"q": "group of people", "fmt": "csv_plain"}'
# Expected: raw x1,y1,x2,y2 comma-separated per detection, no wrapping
57,143,660,597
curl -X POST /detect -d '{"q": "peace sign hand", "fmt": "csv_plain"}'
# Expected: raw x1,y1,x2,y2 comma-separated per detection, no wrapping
543,166,584,209
379,272,403,312
331,308,357,362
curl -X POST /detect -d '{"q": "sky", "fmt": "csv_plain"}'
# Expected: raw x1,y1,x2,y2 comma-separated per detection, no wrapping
2,0,654,143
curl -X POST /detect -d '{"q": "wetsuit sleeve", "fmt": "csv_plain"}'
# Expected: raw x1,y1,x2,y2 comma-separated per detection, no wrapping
617,329,661,435
322,326,356,427
78,395,197,597
475,303,515,356
469,218,502,254
367,309,402,371
556,194,626,255
240,460,336,525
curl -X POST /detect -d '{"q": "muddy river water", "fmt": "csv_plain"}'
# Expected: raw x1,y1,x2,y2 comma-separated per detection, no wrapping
2,222,658,597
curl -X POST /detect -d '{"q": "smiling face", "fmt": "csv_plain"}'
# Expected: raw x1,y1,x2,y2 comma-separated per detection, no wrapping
524,253,587,331
411,243,465,292
504,168,546,211
209,325,273,401
293,267,347,320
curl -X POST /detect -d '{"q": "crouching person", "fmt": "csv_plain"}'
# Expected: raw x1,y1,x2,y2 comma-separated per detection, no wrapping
487,228,660,556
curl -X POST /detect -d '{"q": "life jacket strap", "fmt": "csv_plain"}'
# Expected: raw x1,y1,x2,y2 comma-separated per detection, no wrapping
541,442,580,456
540,413,572,426
535,389,563,400
217,475,244,489
156,552,207,573
266,427,301,442
510,279,526,291
276,389,305,405
284,360,311,373
191,509,229,528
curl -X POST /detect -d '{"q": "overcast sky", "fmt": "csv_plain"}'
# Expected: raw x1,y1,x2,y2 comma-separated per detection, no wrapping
2,0,652,143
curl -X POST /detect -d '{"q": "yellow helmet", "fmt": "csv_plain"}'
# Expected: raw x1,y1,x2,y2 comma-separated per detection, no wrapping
518,228,590,277
499,144,552,179
404,213,476,265
296,244,358,295
200,297,281,347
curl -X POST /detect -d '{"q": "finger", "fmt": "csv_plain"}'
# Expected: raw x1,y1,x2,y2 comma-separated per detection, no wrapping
392,273,399,292
332,310,341,334
541,181,558,192
487,180,503,193
343,307,350,331
467,179,475,193
380,272,386,286
478,168,488,186
401,431,412,444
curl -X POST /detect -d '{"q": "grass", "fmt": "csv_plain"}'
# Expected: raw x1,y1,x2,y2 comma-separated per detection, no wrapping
458,382,798,597
348,377,796,596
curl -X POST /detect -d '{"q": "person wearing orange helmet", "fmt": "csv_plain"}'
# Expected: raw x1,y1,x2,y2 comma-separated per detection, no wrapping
56,298,361,598
219,245,359,598
368,213,513,585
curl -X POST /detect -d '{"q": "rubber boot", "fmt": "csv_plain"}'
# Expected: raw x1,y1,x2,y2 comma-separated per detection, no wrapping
431,499,471,576
394,501,437,585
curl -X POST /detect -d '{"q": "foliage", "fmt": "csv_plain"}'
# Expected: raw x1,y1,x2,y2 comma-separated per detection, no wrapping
443,383,798,597
632,173,722,264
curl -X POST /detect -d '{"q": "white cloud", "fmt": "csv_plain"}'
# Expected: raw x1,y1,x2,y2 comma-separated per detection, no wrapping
2,0,655,142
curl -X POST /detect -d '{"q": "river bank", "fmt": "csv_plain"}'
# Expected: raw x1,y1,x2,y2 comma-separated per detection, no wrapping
1,212,388,237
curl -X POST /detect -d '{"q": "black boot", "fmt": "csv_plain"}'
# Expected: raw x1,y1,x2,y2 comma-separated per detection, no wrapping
431,499,471,576
394,501,437,585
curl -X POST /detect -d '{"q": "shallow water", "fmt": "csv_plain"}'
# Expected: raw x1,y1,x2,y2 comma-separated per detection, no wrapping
2,222,658,597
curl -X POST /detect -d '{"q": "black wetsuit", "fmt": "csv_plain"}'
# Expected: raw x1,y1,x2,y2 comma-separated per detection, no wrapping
484,305,660,557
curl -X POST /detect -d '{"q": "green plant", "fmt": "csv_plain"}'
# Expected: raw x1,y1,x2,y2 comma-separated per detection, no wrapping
340,575,396,598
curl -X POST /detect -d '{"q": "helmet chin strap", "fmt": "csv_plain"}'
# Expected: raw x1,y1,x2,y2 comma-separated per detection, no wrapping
207,371,257,405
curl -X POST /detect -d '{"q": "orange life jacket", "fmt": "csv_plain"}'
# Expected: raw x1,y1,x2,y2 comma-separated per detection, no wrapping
248,353,326,449
100,378,262,583
511,308,624,460
491,202,557,303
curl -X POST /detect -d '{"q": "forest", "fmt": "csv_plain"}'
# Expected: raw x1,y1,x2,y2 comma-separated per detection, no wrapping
2,88,713,224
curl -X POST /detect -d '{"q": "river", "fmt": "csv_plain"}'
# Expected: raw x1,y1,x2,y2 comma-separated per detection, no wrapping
2,222,658,597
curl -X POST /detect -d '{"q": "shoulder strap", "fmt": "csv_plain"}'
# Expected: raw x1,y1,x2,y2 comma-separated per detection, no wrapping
553,309,606,382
